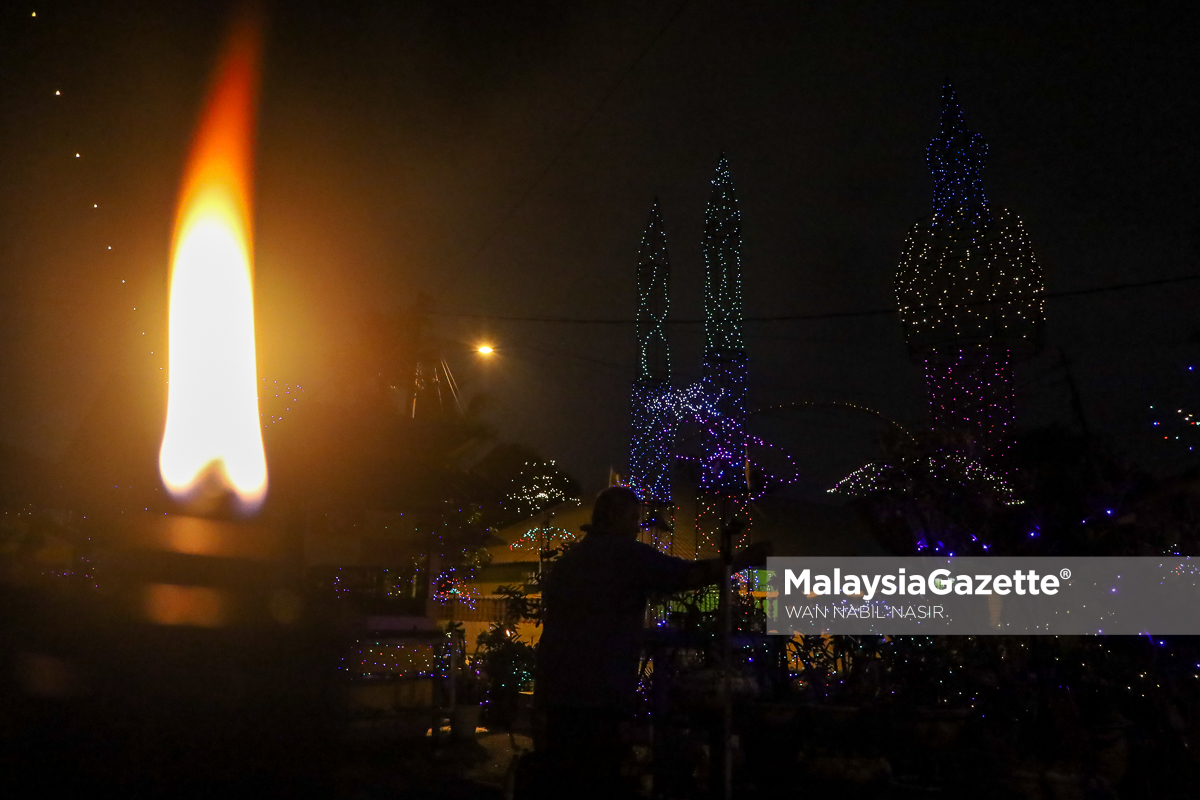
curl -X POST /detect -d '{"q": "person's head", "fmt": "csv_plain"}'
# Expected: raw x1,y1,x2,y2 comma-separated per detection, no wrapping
581,486,641,539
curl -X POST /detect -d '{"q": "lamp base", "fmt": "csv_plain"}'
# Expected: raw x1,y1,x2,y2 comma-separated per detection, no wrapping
0,512,340,797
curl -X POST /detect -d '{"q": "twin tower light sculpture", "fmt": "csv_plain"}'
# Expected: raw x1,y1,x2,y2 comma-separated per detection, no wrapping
629,155,751,509
629,85,1046,510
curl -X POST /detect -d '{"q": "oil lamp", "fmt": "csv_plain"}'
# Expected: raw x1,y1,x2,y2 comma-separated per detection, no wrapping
121,7,290,629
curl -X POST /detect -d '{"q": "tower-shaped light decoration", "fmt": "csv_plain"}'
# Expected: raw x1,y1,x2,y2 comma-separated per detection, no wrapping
629,201,675,505
158,18,267,514
701,155,749,495
895,84,1045,460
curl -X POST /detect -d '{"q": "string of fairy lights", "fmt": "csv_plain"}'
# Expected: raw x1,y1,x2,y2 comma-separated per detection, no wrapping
502,460,576,518
508,524,578,555
636,201,671,381
700,155,750,495
668,382,799,502
827,450,1055,558
922,344,1015,456
829,451,1022,508
344,639,449,679
630,201,675,504
925,84,990,230
630,379,676,503
1151,406,1199,453
1148,363,1200,454
430,565,480,609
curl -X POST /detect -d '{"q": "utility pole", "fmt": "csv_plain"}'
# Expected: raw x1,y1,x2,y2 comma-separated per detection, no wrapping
717,504,743,800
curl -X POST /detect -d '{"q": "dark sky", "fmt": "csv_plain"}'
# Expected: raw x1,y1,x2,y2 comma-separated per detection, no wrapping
1,1,1198,496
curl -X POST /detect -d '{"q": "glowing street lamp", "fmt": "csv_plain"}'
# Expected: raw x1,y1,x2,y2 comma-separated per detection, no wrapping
476,344,495,356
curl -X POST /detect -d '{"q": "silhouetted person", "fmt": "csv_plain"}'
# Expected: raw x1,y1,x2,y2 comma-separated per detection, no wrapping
530,486,769,798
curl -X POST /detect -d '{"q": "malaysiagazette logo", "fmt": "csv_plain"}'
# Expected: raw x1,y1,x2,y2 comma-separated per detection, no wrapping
783,567,1068,601
768,557,1200,634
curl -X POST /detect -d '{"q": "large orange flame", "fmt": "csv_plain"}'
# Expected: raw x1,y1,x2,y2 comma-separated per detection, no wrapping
159,16,267,513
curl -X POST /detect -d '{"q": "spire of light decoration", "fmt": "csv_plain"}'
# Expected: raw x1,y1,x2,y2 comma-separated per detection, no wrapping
927,82,990,229
636,200,670,381
701,154,749,494
894,84,1045,459
630,201,675,504
158,14,268,514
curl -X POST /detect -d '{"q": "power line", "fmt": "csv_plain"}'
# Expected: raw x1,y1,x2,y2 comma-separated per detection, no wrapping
431,271,1200,325
752,399,916,440
505,340,634,374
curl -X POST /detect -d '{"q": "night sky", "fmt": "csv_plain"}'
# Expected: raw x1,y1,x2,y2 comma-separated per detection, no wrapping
1,1,1198,498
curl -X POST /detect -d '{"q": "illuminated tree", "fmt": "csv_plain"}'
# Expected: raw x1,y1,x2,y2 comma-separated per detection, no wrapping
500,458,580,519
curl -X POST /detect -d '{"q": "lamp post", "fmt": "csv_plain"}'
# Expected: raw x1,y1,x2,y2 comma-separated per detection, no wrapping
718,507,744,800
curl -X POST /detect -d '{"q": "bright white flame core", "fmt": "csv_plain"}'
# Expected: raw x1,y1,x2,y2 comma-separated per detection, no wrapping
158,17,266,513
159,207,267,510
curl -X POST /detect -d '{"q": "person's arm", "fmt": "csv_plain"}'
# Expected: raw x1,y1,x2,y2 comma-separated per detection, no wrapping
676,541,773,590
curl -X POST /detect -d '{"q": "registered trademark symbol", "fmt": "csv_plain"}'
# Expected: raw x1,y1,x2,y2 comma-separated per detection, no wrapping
1060,568,1071,580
